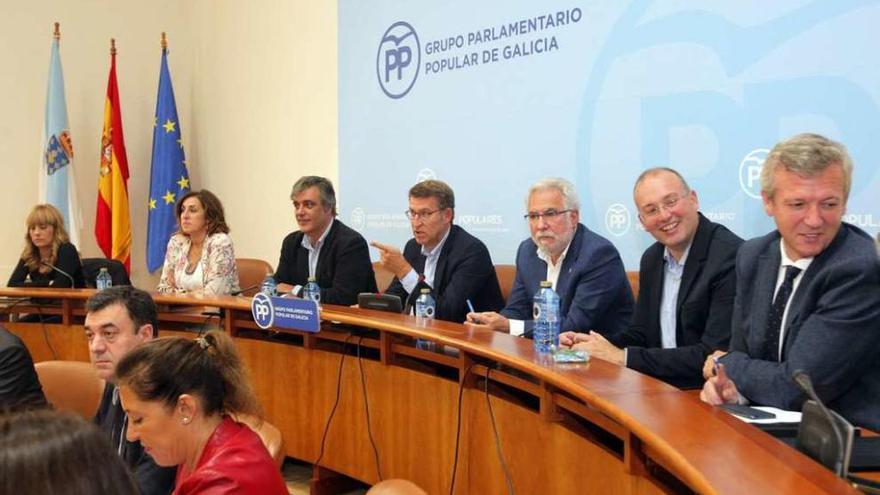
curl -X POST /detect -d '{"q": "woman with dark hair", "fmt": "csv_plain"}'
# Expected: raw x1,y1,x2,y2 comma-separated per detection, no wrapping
7,204,85,288
0,409,138,494
157,189,240,295
115,330,287,495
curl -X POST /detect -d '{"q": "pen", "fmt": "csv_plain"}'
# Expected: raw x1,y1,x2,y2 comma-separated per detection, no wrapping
466,299,475,313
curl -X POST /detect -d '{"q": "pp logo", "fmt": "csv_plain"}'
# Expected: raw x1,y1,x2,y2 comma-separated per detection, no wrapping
415,168,436,183
605,203,631,237
350,207,366,231
423,305,434,318
532,303,541,319
251,292,275,330
739,148,769,199
376,21,420,99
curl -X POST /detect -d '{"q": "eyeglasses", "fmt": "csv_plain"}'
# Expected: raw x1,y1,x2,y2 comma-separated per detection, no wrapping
524,209,572,222
640,195,682,219
405,208,444,221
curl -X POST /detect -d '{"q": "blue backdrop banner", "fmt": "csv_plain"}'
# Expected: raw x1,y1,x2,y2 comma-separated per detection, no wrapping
339,1,880,269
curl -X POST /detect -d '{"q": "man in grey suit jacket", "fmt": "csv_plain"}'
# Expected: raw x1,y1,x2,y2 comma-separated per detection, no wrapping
561,168,743,389
701,133,880,431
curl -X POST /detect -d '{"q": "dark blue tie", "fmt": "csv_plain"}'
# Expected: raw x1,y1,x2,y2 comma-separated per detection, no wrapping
764,265,802,361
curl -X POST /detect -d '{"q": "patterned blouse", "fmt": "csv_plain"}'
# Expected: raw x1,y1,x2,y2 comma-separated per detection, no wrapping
157,233,241,296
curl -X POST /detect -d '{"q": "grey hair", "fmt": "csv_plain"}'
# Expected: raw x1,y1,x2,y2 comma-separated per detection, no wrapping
290,176,337,215
526,177,580,211
760,133,853,200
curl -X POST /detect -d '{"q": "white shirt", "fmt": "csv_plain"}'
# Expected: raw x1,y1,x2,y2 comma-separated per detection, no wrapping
773,240,813,360
176,262,204,292
510,243,571,337
294,218,334,295
624,243,691,366
659,244,691,349
400,226,452,294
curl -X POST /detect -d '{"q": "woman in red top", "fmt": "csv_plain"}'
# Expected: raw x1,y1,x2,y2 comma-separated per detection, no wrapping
115,330,287,495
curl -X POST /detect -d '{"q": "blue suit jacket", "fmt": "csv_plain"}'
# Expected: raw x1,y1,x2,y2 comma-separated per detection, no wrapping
721,223,880,430
384,225,505,323
501,223,633,339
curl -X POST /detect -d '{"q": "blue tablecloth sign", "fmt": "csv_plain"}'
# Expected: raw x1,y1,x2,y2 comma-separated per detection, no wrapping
251,293,320,333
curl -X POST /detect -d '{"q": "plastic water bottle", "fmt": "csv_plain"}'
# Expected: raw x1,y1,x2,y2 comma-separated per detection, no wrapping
414,288,436,350
303,277,321,305
96,267,113,291
260,274,277,297
532,280,560,354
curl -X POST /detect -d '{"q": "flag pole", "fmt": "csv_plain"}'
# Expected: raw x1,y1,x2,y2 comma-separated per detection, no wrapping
53,22,60,41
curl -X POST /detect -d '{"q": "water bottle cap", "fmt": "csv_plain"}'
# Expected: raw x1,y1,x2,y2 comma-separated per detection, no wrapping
540,280,552,288
99,267,109,273
308,276,317,282
420,288,431,294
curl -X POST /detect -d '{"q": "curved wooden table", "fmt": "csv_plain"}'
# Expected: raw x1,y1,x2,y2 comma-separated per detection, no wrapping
0,288,860,495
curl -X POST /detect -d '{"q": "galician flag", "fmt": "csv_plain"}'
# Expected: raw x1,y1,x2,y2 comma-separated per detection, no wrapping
41,23,81,247
95,39,132,273
147,36,190,272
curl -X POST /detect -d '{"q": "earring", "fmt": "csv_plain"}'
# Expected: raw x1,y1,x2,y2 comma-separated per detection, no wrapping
181,417,191,425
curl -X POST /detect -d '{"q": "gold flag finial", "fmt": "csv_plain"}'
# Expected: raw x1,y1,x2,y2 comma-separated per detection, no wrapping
53,22,60,40
110,38,116,55
161,32,167,50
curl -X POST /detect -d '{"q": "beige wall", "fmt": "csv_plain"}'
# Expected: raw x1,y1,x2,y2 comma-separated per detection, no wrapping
0,1,337,288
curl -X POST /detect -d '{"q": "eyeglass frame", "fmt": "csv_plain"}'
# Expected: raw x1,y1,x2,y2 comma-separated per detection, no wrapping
638,193,686,220
405,208,446,221
523,209,573,223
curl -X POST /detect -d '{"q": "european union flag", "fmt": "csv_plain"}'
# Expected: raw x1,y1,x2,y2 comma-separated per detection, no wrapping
146,46,190,272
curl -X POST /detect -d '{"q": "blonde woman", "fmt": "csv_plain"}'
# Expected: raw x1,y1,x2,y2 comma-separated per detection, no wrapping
7,204,84,288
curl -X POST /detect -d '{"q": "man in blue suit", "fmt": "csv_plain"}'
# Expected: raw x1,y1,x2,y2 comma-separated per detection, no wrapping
701,134,880,431
467,178,633,340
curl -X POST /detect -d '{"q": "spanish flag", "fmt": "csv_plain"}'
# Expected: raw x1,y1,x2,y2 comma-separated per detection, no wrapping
95,39,132,273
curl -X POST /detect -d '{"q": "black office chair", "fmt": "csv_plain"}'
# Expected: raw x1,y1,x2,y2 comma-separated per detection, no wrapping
81,258,131,288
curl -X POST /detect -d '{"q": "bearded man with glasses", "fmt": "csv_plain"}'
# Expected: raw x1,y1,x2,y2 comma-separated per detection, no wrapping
560,168,743,389
372,180,504,321
467,177,633,340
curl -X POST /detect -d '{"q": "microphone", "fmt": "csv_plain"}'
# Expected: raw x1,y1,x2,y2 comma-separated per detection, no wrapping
792,369,849,476
40,261,76,288
403,275,426,315
230,284,260,296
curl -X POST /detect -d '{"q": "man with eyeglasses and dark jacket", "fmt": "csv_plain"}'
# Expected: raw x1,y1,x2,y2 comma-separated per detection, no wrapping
560,168,743,389
372,180,504,322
